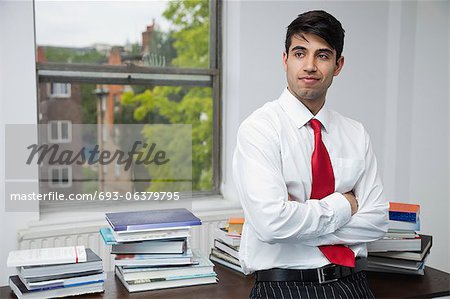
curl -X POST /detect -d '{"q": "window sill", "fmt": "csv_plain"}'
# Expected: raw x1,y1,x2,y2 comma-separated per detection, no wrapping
19,195,243,241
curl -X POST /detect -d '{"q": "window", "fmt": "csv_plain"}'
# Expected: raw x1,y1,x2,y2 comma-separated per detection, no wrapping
48,166,72,188
49,82,71,98
48,120,71,143
34,0,221,208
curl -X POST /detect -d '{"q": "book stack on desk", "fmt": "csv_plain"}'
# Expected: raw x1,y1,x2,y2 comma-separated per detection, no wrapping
7,246,105,299
367,202,433,275
101,208,217,292
209,218,244,274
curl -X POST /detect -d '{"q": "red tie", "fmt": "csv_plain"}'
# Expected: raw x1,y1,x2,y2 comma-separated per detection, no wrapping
309,119,355,268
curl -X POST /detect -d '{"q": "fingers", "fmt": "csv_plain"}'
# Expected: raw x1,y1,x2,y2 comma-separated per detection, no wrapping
344,190,355,197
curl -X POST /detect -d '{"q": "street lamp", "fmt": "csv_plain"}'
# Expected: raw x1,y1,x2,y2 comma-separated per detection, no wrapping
93,86,109,192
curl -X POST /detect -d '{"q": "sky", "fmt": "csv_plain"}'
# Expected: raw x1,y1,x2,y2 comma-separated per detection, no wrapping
35,0,171,48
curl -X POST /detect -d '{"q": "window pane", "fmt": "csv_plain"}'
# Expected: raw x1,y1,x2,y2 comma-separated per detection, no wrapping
51,169,59,183
38,82,212,194
50,122,58,140
62,83,70,96
61,122,69,140
49,83,70,98
34,0,219,205
35,0,210,68
61,168,69,183
118,85,213,192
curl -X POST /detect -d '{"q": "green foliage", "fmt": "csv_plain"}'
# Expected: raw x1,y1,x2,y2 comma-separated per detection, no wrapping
121,0,213,191
163,0,210,68
121,86,212,191
141,124,193,192
80,84,98,124
43,47,105,64
80,84,98,147
146,29,177,67
130,43,141,56
82,166,99,194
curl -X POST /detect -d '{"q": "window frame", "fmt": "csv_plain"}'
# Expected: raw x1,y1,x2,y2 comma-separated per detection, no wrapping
48,165,73,188
47,120,72,143
36,0,222,209
48,82,71,98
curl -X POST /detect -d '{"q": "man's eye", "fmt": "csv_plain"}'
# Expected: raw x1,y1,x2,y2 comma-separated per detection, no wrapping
318,54,329,59
294,52,304,58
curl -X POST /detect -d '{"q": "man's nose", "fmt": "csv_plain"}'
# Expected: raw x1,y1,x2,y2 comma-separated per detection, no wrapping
303,56,317,72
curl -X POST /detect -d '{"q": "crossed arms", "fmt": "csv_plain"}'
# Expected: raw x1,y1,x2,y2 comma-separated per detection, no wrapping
233,120,389,246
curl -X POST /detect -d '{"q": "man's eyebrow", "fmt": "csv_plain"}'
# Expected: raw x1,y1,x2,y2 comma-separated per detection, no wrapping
316,48,334,54
290,45,306,52
290,46,334,54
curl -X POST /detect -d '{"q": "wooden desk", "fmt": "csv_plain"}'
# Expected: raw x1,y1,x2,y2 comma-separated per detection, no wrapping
367,267,450,298
1,265,449,298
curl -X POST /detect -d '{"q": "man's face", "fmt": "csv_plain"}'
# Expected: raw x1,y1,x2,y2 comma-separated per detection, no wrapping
283,33,344,105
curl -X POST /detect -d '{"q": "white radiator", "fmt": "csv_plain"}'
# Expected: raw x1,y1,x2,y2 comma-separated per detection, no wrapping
18,211,242,272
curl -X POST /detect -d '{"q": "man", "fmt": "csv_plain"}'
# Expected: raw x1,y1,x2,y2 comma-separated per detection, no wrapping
233,10,389,299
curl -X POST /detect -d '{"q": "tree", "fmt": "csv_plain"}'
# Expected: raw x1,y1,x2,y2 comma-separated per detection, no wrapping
143,28,177,67
43,46,105,64
121,0,213,191
162,0,209,68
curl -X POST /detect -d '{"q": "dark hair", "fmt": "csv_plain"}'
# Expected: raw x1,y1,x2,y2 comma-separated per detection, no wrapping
285,10,345,62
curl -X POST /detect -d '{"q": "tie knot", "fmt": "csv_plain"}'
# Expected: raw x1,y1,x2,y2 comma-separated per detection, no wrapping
309,119,322,134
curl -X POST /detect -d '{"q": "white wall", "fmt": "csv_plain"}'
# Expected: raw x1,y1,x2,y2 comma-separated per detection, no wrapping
0,0,40,286
0,0,448,286
409,0,449,273
221,0,449,273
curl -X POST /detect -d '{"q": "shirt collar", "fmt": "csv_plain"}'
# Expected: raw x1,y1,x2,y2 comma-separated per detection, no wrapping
278,87,330,133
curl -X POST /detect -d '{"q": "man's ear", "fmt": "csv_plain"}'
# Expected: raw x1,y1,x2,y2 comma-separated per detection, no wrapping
334,56,344,76
282,52,288,72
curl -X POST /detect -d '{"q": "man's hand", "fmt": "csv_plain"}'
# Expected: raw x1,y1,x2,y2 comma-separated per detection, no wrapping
343,191,358,215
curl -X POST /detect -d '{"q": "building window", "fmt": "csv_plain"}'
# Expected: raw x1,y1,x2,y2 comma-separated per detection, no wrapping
35,0,221,208
48,166,72,188
49,83,71,98
48,120,72,143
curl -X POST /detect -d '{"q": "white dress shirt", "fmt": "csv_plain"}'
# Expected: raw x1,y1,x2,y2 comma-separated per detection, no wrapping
233,88,389,274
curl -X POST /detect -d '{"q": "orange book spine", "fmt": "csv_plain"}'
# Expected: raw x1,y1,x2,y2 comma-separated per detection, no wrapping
389,202,420,213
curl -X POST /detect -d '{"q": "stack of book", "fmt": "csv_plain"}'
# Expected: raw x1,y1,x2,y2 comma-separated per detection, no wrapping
7,246,105,299
367,202,433,275
209,218,244,274
100,208,217,292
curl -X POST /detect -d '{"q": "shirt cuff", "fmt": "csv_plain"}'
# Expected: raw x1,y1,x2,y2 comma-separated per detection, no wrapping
322,192,352,228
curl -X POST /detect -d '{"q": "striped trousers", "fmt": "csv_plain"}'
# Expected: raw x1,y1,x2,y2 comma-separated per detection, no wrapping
249,271,375,299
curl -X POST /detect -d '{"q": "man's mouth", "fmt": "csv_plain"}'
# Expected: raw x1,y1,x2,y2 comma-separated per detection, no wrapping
299,77,320,84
